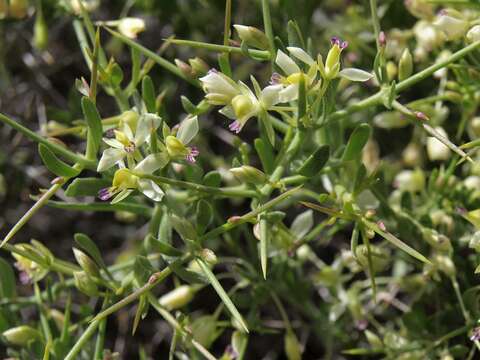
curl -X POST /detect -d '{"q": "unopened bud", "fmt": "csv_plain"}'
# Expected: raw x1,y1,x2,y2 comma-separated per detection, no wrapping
426,127,451,161
118,17,145,39
71,0,99,15
175,59,194,78
398,48,413,81
73,248,100,277
233,24,270,50
188,57,209,77
2,326,41,346
378,31,387,47
33,5,48,50
386,61,397,82
284,331,302,360
394,168,425,192
200,248,217,266
230,165,266,185
432,253,456,277
469,231,480,252
73,271,98,296
355,244,390,272
422,228,452,252
159,285,195,310
433,11,469,40
467,25,480,43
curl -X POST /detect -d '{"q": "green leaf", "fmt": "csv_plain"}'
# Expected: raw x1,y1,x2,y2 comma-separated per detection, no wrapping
0,257,16,298
38,144,81,178
342,123,372,161
142,76,156,113
297,145,329,177
287,20,305,48
170,214,197,243
290,210,313,239
145,234,183,257
110,63,124,87
203,171,222,187
81,97,103,158
196,258,249,333
259,217,269,279
134,255,155,284
196,200,213,235
132,294,149,335
74,233,108,273
254,138,275,174
65,178,111,197
362,220,430,264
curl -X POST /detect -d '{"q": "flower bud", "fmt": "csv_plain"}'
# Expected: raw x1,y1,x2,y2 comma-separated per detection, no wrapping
175,59,194,78
467,25,480,43
469,231,480,252
422,228,452,252
433,11,469,40
355,244,390,272
200,248,218,266
2,326,41,346
165,135,188,159
404,0,434,19
9,0,28,19
394,168,425,192
315,266,339,287
402,142,422,167
118,17,145,39
386,61,397,82
374,111,409,129
398,48,413,81
70,0,99,15
233,24,269,50
426,127,451,161
230,165,266,185
325,38,347,80
159,285,195,310
284,331,302,360
73,248,100,277
33,5,48,50
188,57,209,77
73,271,98,296
432,253,456,277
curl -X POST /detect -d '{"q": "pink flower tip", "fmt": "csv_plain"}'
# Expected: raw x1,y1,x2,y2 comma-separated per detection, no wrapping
414,111,429,121
379,31,387,47
228,121,242,134
185,146,199,163
377,221,387,231
98,187,113,201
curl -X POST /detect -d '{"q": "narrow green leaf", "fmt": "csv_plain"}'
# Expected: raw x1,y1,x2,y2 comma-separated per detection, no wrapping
0,257,16,298
259,217,268,279
145,234,183,257
254,138,275,174
38,144,81,178
196,258,249,332
74,233,108,273
196,200,213,235
342,123,372,161
297,145,329,177
45,200,151,216
81,97,103,159
65,178,111,197
142,76,156,113
362,219,431,264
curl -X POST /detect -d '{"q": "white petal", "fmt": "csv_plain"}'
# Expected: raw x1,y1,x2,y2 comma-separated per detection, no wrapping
199,72,239,98
278,84,298,103
103,138,124,149
111,189,133,204
338,68,373,82
287,47,315,65
138,179,164,202
260,85,283,108
97,148,126,172
135,113,162,146
177,116,199,145
219,105,236,119
275,49,301,75
134,153,169,173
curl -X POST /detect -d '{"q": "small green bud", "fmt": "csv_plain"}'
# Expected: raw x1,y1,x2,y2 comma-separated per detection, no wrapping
422,228,452,252
315,266,339,287
355,244,390,272
230,165,266,185
284,330,302,360
233,24,270,50
33,4,48,50
165,135,188,159
398,48,413,81
159,285,195,310
467,25,480,43
432,254,456,277
188,57,209,77
2,325,41,346
175,58,194,78
73,248,100,277
73,271,98,296
386,61,398,82
365,329,383,348
200,248,218,266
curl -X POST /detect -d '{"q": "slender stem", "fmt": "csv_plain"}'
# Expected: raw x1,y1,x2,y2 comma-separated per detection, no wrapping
64,320,101,360
223,0,232,46
369,0,381,51
169,38,271,60
261,0,275,53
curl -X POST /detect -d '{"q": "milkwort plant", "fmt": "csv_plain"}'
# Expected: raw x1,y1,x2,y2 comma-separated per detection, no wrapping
3,0,480,358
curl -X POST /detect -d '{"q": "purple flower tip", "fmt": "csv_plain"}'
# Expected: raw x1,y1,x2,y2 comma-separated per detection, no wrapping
331,36,340,46
377,221,387,231
98,187,113,201
208,68,219,75
19,271,31,285
341,41,348,49
379,31,387,47
270,72,282,85
185,146,200,163
228,121,242,134
414,111,429,121
471,327,480,342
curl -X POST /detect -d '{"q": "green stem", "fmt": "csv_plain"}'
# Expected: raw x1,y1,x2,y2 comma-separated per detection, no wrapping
261,0,275,53
64,319,101,360
369,0,381,51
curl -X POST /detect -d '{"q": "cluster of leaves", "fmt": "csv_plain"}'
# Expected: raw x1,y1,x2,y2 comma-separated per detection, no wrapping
3,0,480,359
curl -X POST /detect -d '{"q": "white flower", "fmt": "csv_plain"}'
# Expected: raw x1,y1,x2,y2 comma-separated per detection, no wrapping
426,127,451,161
466,25,480,43
165,116,200,163
219,79,283,133
394,169,425,192
97,113,161,172
71,0,99,15
433,12,469,40
414,20,445,52
200,69,240,106
118,17,146,39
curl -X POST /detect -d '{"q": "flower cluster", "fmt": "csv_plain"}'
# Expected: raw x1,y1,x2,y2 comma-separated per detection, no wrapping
200,38,372,133
96,110,200,203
